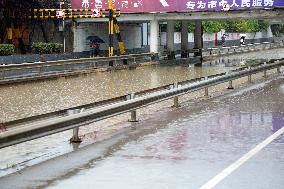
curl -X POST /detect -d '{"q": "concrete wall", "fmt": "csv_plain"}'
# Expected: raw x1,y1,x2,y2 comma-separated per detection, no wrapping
73,23,142,52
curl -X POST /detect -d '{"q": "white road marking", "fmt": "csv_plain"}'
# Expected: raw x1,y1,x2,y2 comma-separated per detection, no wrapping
160,0,169,7
199,126,284,189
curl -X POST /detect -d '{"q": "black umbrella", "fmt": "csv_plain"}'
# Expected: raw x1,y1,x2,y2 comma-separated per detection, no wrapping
86,36,105,43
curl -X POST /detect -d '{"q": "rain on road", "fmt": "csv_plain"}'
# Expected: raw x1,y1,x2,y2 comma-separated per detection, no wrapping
43,77,284,189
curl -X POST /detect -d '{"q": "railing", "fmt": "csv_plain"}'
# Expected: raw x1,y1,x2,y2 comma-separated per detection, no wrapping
161,41,284,61
0,52,157,84
203,41,284,57
0,58,283,149
1,41,283,84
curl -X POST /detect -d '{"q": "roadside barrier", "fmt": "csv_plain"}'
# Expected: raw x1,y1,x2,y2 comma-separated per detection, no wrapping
0,58,283,149
0,53,158,84
203,41,284,57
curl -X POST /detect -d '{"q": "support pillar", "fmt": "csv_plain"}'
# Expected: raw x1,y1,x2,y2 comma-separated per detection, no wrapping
167,21,175,60
181,21,189,58
150,19,159,54
194,20,203,66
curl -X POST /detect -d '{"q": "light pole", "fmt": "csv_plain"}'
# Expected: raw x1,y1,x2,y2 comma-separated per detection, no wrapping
59,0,65,53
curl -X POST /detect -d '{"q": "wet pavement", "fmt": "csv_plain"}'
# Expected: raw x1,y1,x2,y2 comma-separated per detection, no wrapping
42,77,284,189
1,75,283,189
0,48,284,188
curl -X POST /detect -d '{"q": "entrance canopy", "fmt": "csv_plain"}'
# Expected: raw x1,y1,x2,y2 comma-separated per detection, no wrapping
72,0,284,13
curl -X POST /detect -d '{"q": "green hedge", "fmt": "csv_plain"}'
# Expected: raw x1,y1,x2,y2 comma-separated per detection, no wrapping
0,44,15,56
32,42,63,54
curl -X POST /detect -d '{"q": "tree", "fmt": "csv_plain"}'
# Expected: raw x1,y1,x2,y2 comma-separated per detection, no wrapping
202,21,228,33
225,20,269,33
271,24,284,37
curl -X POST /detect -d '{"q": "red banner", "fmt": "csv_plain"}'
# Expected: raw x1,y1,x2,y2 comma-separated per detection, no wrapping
72,0,281,13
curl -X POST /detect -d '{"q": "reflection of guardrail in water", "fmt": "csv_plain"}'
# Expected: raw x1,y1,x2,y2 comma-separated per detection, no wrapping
203,41,284,58
0,53,158,84
0,58,283,149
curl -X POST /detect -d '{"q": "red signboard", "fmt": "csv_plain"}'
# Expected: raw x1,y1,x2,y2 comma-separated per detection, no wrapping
72,0,282,13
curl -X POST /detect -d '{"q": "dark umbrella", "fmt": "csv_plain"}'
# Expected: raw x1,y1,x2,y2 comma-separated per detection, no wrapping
86,36,105,43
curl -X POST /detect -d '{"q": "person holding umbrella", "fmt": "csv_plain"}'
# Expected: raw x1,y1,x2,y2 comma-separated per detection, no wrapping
87,35,105,57
240,34,246,45
90,40,96,57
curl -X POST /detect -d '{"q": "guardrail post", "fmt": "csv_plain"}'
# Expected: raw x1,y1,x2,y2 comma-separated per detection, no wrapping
248,74,252,83
67,109,83,143
128,92,138,122
277,67,281,74
263,62,267,78
38,66,43,76
204,77,209,96
247,67,252,83
1,70,5,80
227,80,234,89
71,128,81,143
276,61,281,74
172,82,180,108
93,62,97,68
109,60,114,67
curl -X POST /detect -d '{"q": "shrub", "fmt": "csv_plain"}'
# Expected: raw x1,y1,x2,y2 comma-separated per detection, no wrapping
0,44,15,56
32,42,63,54
53,43,63,53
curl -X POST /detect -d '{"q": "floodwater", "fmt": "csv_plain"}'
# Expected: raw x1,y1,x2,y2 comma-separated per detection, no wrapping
0,48,284,188
0,64,231,122
44,77,284,189
1,48,284,123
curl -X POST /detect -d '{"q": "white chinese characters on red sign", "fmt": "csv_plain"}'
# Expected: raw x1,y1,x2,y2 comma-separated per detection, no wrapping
73,0,278,13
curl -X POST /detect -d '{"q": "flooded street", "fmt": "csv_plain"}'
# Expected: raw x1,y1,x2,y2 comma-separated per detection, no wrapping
44,77,284,189
1,48,284,123
0,48,284,189
1,74,284,189
0,65,231,122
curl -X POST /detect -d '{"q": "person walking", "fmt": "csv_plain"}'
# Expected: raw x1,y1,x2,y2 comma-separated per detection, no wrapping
94,42,100,56
240,36,245,45
90,40,96,57
221,34,226,47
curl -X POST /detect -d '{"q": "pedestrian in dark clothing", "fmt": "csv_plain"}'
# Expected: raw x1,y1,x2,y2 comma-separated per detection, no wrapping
221,34,226,47
90,40,96,57
94,43,100,56
240,36,245,45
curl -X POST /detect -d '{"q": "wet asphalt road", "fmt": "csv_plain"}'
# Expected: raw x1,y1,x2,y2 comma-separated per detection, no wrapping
43,77,284,189
1,48,284,188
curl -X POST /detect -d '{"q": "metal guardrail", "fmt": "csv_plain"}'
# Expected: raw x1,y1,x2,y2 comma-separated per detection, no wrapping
203,41,284,57
0,58,283,149
0,53,157,83
1,42,283,84
161,41,283,60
